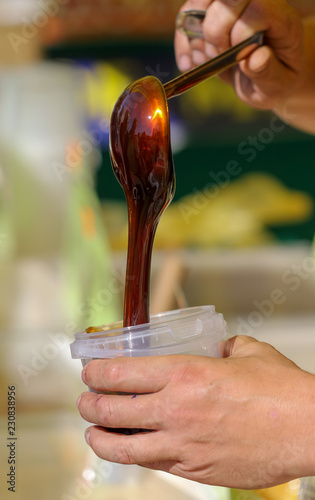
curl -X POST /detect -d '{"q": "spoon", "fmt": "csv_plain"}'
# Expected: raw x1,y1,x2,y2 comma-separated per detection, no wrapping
109,76,175,327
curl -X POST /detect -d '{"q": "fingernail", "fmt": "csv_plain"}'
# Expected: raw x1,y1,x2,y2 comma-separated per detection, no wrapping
85,430,91,446
192,50,207,65
82,368,87,384
76,395,81,408
178,54,192,72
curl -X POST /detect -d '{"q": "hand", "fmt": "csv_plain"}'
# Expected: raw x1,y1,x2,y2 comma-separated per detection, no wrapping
175,0,304,112
77,336,315,489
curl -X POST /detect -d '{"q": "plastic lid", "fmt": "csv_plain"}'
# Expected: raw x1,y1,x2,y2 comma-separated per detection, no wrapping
70,306,227,359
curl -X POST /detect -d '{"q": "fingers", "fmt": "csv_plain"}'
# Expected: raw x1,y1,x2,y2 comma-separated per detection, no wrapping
174,0,304,110
203,0,251,51
175,0,212,71
84,425,177,465
82,356,174,393
235,44,299,108
77,391,163,430
238,1,304,72
175,0,251,71
175,31,193,72
175,30,206,71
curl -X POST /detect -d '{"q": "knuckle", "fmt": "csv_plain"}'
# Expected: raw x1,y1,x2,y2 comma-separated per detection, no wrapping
94,394,105,409
203,19,228,48
258,341,282,358
94,395,116,425
104,361,124,386
113,441,138,465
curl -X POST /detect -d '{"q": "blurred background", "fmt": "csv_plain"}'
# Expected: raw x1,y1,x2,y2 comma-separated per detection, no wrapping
0,1,314,499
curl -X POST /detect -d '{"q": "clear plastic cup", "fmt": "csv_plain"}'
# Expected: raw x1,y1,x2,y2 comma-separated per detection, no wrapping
70,305,227,486
70,305,227,365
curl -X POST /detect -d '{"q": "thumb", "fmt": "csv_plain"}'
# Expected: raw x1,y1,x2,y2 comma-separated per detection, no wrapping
221,335,259,358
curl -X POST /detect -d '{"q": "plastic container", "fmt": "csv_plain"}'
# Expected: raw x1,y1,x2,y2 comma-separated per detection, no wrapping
70,305,227,487
70,305,227,366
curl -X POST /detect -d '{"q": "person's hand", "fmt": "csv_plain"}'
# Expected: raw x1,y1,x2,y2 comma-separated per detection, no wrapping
175,0,304,112
76,336,315,489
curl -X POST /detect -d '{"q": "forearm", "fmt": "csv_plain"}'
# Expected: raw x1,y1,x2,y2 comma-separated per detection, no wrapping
275,17,315,134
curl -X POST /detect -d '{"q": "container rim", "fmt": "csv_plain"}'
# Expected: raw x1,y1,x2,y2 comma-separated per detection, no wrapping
74,305,216,341
70,305,227,359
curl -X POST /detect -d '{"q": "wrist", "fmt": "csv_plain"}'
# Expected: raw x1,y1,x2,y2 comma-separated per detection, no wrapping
293,371,315,479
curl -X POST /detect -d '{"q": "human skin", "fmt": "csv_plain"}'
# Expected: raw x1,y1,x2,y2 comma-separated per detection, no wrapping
287,0,315,17
174,0,315,134
77,335,315,489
